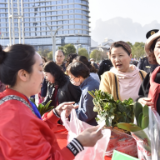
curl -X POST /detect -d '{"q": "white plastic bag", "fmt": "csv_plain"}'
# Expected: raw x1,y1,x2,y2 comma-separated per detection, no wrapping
61,109,111,160
131,107,160,160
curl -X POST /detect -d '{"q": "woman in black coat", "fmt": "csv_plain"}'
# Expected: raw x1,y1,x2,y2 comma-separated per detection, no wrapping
42,61,81,107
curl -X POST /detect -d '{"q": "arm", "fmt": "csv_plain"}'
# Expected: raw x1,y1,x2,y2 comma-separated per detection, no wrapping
76,92,97,123
99,72,111,93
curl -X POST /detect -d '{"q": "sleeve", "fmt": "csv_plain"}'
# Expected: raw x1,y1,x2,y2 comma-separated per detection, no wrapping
41,78,48,97
68,82,81,103
99,72,111,94
137,73,150,101
76,91,97,123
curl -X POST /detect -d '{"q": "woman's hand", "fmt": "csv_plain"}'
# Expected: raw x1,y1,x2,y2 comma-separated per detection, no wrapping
76,126,103,147
138,97,154,107
55,102,78,117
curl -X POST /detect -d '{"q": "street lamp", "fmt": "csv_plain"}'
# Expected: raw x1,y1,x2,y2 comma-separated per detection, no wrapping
76,44,81,54
46,23,62,61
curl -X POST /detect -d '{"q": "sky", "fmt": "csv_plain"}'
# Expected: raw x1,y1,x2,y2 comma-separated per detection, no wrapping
89,0,160,30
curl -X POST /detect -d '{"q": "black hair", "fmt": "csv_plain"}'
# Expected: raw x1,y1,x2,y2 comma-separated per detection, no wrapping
150,36,160,51
56,50,65,56
0,44,35,87
66,61,90,78
109,41,131,56
44,61,67,87
65,53,78,68
41,56,47,63
98,59,113,80
75,56,97,73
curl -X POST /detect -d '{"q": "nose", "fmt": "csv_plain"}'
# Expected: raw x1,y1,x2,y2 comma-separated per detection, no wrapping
115,56,120,62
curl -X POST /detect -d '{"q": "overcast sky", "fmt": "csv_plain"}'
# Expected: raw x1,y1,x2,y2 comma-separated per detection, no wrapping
89,0,160,30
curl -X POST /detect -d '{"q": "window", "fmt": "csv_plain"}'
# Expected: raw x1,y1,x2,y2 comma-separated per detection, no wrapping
46,17,51,21
75,25,82,29
41,27,46,31
69,5,74,8
58,31,62,35
75,4,81,8
75,15,81,18
58,21,62,24
46,12,51,16
24,4,28,7
30,18,35,22
25,23,29,27
75,0,81,2
57,1,62,4
24,18,29,22
24,8,29,12
63,5,68,9
63,15,68,19
36,17,40,21
63,25,68,29
52,26,57,30
1,14,5,17
41,8,45,11
31,33,35,36
29,3,34,7
30,8,34,12
35,3,40,6
46,22,51,25
64,30,68,34
69,30,74,34
63,0,68,3
30,13,34,17
69,0,74,2
52,21,57,25
31,28,35,31
58,16,62,19
75,10,81,13
69,25,74,29
69,10,74,13
63,20,68,24
75,20,81,23
52,12,56,15
57,6,62,9
69,15,74,18
41,32,46,36
57,11,62,14
25,28,29,31
52,6,56,10
36,32,41,36
36,27,40,31
41,17,45,21
41,22,45,26
51,1,56,5
41,12,45,16
52,16,56,20
69,20,74,24
46,1,50,5
46,7,50,11
1,23,6,27
25,33,30,36
63,10,68,14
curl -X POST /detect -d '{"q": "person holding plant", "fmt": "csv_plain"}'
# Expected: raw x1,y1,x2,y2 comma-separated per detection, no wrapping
66,61,99,126
43,61,81,107
99,41,147,101
0,44,103,160
137,29,160,115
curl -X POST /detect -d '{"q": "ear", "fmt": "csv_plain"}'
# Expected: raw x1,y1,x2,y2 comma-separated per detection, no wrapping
17,69,29,82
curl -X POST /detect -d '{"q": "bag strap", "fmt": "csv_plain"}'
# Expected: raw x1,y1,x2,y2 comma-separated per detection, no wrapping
0,95,36,116
114,74,119,100
139,70,144,80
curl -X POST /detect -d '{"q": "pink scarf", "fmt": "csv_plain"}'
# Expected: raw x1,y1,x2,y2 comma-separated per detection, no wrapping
148,66,160,110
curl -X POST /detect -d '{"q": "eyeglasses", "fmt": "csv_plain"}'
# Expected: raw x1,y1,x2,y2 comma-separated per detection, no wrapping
69,77,76,82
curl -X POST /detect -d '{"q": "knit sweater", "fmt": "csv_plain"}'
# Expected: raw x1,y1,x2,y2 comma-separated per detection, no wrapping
99,69,147,101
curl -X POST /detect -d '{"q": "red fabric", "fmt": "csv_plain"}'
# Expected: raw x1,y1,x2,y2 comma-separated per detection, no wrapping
54,125,111,160
0,88,75,160
148,66,160,110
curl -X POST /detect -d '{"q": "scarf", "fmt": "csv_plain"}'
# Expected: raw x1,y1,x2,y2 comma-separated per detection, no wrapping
148,66,160,110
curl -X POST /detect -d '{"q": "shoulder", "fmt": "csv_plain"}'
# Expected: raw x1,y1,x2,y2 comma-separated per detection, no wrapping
139,70,147,79
101,71,115,79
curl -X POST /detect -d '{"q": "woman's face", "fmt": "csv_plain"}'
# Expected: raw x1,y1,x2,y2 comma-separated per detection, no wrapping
154,39,160,65
27,53,44,96
110,47,132,72
45,72,55,84
68,74,81,86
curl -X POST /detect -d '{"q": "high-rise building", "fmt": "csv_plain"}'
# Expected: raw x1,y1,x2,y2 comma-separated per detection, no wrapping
0,0,91,52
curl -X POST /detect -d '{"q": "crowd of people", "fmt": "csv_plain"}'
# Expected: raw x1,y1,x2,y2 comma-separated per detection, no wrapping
0,29,160,159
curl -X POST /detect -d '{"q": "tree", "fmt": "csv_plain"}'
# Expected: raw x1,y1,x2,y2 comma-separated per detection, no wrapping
47,51,53,60
132,42,145,59
63,44,76,57
78,48,89,58
90,50,102,62
58,46,64,51
37,48,50,58
126,41,133,48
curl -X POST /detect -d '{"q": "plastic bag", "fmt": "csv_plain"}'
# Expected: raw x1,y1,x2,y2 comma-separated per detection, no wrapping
105,128,137,157
61,109,111,160
131,107,160,160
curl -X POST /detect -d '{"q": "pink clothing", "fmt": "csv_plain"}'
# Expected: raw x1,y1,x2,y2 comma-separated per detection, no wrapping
110,65,142,101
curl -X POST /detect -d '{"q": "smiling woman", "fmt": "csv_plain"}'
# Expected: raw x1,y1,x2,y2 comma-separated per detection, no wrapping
99,41,147,101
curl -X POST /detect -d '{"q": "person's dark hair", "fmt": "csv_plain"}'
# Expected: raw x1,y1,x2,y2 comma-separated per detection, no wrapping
98,59,113,80
109,41,131,56
150,36,160,51
44,61,67,87
41,56,47,63
66,61,90,78
75,56,97,73
65,53,78,68
56,50,65,55
0,44,35,87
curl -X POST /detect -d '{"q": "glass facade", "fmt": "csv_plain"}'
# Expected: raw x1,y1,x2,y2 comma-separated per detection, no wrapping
0,0,91,52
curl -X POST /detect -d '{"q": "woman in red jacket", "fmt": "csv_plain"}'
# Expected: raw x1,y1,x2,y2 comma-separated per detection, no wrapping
0,44,102,160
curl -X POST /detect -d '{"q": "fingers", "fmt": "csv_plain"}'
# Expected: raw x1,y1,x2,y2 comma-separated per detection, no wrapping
62,102,75,105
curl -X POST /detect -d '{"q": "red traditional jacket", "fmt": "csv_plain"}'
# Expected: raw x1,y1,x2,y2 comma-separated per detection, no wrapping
0,88,74,160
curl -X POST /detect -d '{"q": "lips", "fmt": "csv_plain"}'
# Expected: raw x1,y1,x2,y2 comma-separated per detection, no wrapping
116,64,122,67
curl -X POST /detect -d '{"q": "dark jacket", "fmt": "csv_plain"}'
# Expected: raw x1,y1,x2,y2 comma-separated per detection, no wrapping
137,57,158,73
43,76,81,107
138,72,160,115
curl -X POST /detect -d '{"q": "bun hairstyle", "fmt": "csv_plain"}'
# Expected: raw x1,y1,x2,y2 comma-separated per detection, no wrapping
109,41,131,56
0,44,36,87
0,45,6,64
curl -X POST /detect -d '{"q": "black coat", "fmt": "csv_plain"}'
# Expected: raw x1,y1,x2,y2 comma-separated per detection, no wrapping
42,77,81,107
138,72,160,115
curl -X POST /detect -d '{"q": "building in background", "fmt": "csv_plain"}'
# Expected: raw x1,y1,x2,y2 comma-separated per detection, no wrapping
0,0,91,52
